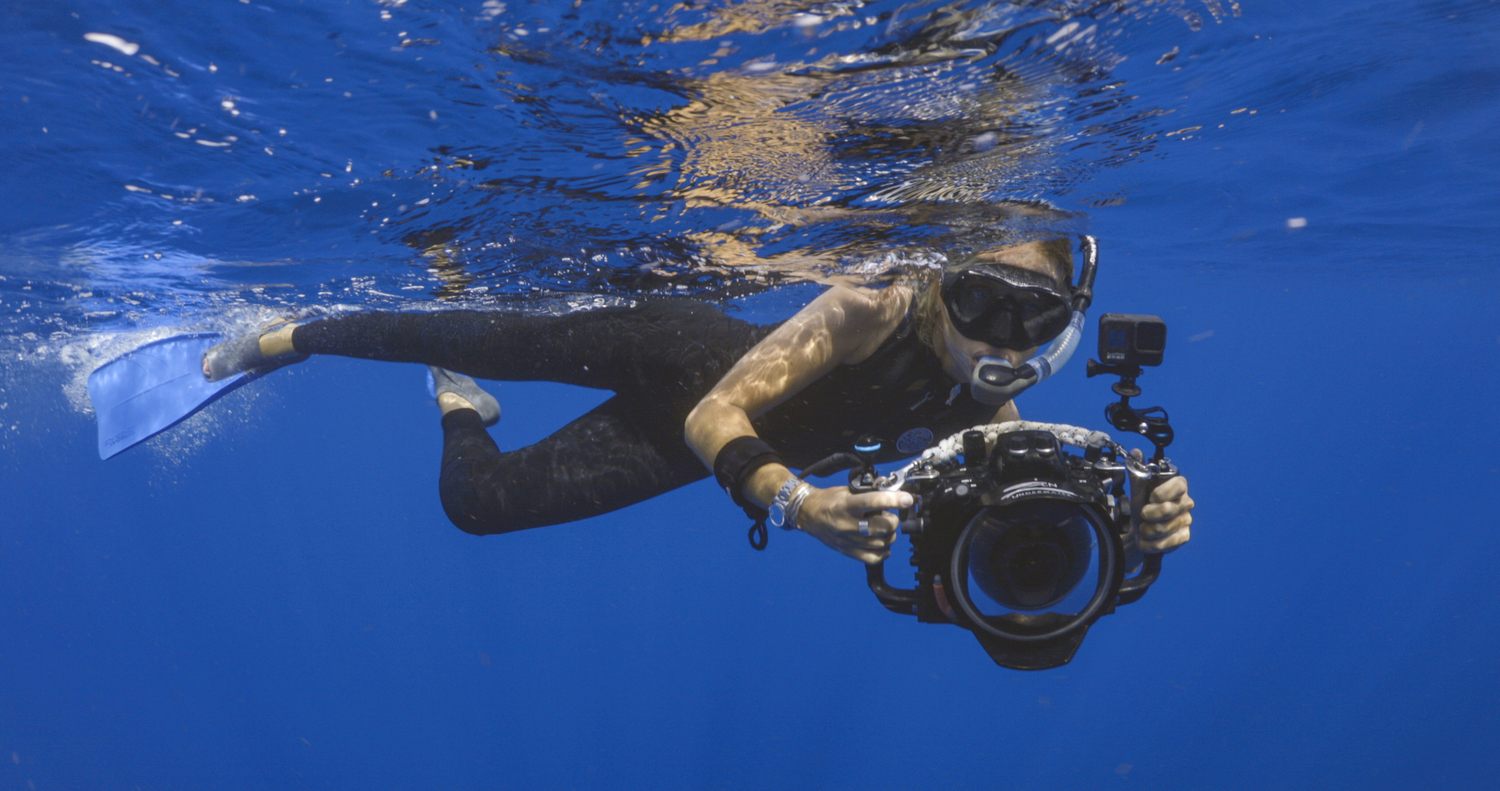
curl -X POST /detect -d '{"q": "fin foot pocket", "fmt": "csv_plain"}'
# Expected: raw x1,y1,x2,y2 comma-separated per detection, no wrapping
202,327,307,381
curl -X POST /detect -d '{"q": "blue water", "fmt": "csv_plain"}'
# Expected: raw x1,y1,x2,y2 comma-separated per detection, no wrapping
3,0,1498,788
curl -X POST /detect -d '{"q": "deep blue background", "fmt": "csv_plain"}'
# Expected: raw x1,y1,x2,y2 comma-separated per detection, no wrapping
3,1,1499,789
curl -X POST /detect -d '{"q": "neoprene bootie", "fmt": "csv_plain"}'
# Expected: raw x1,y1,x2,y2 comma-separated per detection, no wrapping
202,323,308,381
428,366,501,427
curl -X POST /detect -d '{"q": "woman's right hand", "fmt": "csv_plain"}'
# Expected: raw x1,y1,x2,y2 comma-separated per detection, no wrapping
794,486,915,565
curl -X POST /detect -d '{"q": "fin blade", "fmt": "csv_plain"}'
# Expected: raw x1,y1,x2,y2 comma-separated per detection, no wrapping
87,333,249,460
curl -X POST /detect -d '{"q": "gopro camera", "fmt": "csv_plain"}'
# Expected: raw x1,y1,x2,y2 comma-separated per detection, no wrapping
1097,314,1166,368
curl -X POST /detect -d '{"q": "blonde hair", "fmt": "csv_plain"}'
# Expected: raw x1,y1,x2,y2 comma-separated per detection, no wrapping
912,237,1075,354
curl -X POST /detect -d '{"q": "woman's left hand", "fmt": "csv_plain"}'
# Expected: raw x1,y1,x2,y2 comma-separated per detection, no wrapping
1139,475,1193,553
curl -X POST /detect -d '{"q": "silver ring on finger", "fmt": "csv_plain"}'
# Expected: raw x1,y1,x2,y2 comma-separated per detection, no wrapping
858,519,870,536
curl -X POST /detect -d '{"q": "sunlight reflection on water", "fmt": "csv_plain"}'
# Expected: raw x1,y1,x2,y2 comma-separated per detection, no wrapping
3,0,1239,353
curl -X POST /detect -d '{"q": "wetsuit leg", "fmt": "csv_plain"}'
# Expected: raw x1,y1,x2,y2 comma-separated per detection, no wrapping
290,299,763,400
439,394,707,534
288,299,770,532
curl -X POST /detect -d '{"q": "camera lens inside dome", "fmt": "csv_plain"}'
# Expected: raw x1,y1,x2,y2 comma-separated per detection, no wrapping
990,523,1074,608
965,501,1097,613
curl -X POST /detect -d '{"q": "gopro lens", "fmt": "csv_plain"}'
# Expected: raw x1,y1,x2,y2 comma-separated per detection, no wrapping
1135,322,1166,353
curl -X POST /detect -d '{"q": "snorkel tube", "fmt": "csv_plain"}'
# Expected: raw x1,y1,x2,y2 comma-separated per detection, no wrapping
970,235,1099,406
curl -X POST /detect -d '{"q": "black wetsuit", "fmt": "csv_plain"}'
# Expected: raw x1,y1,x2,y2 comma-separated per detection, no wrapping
292,298,994,534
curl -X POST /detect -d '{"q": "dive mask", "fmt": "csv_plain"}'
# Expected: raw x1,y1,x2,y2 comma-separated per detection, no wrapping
941,264,1073,351
946,236,1099,406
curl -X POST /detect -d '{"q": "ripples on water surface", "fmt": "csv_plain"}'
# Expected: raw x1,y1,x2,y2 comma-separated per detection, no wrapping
9,0,1495,356
3,0,1259,343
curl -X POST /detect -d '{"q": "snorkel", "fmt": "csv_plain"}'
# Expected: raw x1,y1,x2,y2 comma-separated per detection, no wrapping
969,235,1098,406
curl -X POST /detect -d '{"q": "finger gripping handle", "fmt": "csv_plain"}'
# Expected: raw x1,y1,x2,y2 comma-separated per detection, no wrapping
1130,462,1179,557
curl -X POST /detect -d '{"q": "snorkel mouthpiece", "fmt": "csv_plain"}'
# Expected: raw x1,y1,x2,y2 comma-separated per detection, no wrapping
971,357,1033,406
969,310,1087,406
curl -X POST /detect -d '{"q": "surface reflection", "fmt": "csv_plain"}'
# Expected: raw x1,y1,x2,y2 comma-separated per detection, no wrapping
0,0,1229,333
403,0,1174,296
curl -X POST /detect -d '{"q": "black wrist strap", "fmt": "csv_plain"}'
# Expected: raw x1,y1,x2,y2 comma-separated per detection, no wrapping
713,436,785,551
713,436,785,512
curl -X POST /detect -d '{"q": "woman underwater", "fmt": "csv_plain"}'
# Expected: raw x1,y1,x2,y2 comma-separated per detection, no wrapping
201,228,1194,565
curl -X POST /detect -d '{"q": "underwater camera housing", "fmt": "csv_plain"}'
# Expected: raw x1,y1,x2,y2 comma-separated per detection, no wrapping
843,315,1179,670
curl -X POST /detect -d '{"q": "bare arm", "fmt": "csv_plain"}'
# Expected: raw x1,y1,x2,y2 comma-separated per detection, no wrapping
686,284,907,503
684,285,914,562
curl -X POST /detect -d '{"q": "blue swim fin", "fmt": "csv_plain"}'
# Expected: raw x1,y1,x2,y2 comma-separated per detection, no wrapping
87,332,261,459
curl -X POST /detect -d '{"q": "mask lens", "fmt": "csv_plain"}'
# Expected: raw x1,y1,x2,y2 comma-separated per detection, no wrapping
953,285,996,323
1022,300,1072,346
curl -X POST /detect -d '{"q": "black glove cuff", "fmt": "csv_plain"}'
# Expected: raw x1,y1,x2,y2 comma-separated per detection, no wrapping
712,436,785,517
